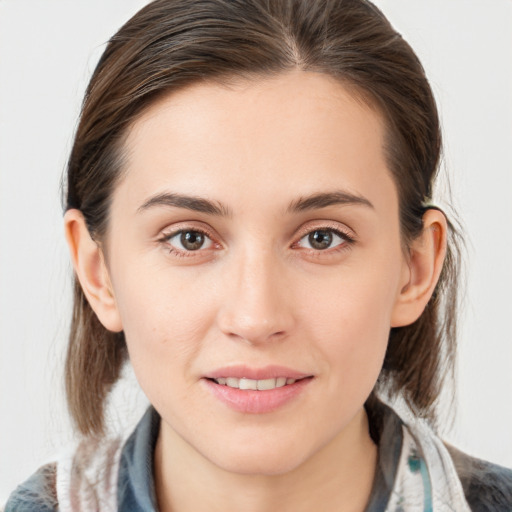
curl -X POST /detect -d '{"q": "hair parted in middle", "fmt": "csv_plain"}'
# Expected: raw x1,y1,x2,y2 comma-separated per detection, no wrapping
64,0,460,437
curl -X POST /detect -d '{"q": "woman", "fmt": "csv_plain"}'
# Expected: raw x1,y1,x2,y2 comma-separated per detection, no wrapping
5,0,512,510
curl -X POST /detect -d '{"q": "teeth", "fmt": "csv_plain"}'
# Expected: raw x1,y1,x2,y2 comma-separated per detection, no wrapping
226,377,239,388
257,378,277,391
239,378,257,390
213,377,301,390
276,377,287,387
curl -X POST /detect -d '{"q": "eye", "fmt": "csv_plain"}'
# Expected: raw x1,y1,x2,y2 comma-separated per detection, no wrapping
165,229,214,252
296,228,350,251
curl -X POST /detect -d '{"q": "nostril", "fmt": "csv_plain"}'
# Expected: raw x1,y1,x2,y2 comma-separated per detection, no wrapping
227,329,288,345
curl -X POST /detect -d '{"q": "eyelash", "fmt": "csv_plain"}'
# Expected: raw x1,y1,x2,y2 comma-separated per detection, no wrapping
158,224,356,258
158,227,217,259
293,226,355,254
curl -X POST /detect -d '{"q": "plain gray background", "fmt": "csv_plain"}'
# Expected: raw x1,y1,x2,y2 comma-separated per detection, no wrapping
1,0,511,504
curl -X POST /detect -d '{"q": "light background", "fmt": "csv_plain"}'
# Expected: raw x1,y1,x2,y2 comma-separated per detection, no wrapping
1,0,511,504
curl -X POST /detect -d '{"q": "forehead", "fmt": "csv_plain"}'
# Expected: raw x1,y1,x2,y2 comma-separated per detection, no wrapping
117,70,396,214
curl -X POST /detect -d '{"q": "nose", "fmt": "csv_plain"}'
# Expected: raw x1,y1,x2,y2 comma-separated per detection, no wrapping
216,248,295,345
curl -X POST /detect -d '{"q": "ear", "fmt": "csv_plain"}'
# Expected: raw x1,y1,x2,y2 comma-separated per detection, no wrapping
391,209,448,327
64,209,123,332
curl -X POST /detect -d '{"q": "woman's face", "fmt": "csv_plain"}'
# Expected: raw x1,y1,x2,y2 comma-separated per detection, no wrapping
105,71,410,474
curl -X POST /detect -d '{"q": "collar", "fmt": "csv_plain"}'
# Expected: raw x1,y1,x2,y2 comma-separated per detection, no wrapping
116,403,403,511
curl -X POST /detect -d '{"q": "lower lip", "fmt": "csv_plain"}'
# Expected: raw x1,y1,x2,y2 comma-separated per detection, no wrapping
203,378,312,414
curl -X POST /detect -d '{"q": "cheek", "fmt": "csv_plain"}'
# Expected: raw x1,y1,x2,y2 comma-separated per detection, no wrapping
300,255,402,388
110,262,218,394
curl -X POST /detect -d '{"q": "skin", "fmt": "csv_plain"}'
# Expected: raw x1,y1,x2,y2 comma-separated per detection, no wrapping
65,70,447,512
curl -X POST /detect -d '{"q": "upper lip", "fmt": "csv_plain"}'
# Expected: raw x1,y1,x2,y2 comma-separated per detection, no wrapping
204,365,311,380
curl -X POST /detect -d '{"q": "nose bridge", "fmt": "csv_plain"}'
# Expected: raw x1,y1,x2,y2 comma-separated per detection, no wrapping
217,244,293,344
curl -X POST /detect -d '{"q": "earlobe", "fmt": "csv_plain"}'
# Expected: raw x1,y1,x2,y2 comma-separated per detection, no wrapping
391,209,448,327
64,209,123,332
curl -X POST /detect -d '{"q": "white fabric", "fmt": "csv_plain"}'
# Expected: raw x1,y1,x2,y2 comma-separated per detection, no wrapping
56,437,123,512
386,420,471,511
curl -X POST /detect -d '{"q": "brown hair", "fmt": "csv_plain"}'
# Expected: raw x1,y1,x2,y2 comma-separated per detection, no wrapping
65,0,461,436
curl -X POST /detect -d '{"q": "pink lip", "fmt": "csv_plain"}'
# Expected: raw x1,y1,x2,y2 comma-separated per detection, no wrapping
205,365,310,380
203,365,313,414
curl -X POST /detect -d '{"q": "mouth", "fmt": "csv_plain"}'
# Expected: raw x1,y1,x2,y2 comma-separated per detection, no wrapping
203,366,314,413
208,376,310,390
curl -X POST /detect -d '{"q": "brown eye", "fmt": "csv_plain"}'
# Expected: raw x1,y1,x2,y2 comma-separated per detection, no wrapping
166,230,213,251
297,229,348,251
308,230,333,250
181,231,205,250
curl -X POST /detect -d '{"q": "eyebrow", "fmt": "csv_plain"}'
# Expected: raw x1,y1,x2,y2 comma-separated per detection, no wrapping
137,192,232,217
287,190,374,213
137,189,373,217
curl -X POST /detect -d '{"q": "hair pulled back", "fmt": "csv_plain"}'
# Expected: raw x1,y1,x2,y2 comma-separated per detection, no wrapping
65,0,460,436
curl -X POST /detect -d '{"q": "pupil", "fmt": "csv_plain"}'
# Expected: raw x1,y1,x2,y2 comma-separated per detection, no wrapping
309,230,332,250
181,231,204,250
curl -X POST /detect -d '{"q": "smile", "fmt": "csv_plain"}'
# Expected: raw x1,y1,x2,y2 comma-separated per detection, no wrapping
203,368,314,413
212,377,298,390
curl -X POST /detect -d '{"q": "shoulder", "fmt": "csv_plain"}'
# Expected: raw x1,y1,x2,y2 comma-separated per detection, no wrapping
4,408,157,512
4,463,58,512
4,436,124,512
446,443,512,511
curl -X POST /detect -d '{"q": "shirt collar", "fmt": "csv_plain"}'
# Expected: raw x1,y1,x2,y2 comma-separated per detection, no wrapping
116,401,403,511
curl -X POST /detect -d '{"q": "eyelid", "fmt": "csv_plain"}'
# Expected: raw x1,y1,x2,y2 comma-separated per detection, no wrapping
293,220,356,244
158,221,218,240
157,222,222,256
290,222,357,259
156,220,356,257
166,230,214,250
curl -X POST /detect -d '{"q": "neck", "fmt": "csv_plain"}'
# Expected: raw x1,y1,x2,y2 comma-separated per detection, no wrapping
154,408,378,512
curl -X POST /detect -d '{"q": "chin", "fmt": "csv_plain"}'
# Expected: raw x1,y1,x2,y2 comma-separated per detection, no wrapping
204,439,313,476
